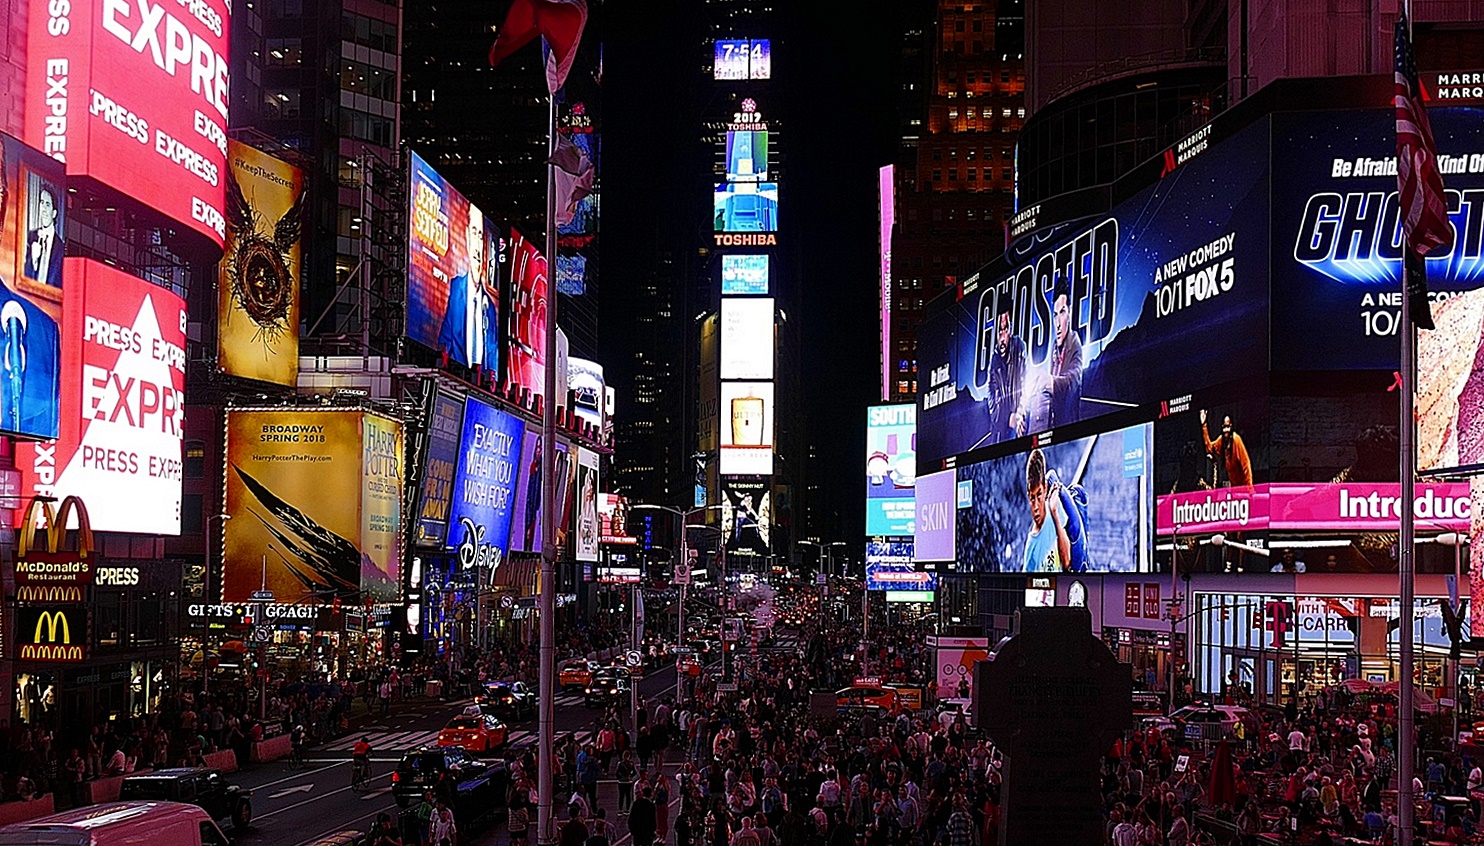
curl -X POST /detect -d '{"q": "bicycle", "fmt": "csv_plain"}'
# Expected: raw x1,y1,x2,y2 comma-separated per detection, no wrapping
289,744,306,769
351,758,371,792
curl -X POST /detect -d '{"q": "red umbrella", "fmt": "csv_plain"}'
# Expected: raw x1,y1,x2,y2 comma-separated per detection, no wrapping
1209,739,1237,808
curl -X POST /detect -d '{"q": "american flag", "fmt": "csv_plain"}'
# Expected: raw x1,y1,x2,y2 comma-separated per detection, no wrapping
1395,12,1454,327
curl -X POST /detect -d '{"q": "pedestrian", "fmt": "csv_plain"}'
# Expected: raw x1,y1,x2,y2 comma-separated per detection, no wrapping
617,750,637,814
428,796,457,846
631,786,659,846
562,805,590,846
655,769,672,840
588,807,613,846
509,789,531,846
369,812,403,846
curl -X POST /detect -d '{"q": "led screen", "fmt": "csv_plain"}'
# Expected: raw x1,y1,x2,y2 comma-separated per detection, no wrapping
568,357,605,428
866,539,936,591
0,131,64,440
713,39,771,80
26,0,230,247
415,392,465,547
866,404,916,536
720,381,774,476
720,298,774,380
1421,286,1484,475
406,151,501,371
15,259,184,534
721,254,769,296
914,469,956,562
574,447,599,562
219,140,302,386
506,228,548,404
724,479,771,554
726,131,769,182
714,183,779,233
509,428,575,555
447,397,525,568
954,422,1152,573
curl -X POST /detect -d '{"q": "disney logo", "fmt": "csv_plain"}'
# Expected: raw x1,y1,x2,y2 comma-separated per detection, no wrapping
456,517,504,573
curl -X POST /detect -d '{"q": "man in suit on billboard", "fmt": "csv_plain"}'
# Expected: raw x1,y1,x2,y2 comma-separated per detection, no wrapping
437,210,499,369
23,185,63,289
0,145,59,439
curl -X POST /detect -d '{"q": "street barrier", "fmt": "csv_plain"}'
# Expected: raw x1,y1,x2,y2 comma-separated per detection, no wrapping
204,750,238,773
0,794,53,826
250,733,293,763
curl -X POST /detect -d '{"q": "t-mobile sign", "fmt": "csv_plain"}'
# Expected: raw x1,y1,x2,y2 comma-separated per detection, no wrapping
914,469,956,562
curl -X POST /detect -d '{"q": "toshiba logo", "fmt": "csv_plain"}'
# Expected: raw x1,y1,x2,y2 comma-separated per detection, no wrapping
95,566,140,586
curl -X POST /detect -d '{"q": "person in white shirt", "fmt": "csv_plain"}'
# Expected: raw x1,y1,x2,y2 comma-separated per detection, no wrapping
1288,728,1308,752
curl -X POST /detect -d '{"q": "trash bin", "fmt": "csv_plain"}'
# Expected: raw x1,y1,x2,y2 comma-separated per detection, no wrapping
425,679,442,698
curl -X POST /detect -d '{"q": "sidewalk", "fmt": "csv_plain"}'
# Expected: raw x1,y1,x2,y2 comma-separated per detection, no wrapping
467,762,685,846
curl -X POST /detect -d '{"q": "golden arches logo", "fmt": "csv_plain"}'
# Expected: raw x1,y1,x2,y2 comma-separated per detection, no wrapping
19,609,83,662
33,610,70,644
16,586,82,603
17,496,93,559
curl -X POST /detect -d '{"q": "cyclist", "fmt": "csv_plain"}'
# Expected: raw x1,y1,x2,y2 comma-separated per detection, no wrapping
290,725,306,766
352,736,373,788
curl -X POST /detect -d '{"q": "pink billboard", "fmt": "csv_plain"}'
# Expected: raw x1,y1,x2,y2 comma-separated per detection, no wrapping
1157,488,1269,535
879,165,893,402
1158,482,1473,535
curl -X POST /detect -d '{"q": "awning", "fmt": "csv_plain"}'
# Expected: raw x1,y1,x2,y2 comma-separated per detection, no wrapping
490,555,540,594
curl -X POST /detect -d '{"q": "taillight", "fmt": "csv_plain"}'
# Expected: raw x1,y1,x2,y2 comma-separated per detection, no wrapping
392,772,401,783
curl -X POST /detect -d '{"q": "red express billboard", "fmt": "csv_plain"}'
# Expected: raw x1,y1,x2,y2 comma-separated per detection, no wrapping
15,258,186,535
26,0,231,248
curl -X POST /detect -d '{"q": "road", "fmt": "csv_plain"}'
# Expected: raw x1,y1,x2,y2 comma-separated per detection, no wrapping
233,663,683,846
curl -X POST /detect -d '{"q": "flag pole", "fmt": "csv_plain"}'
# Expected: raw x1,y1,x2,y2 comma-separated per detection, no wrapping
1398,3,1418,840
537,43,560,846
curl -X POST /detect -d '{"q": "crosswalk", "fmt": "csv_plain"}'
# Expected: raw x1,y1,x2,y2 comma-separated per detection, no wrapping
313,689,594,757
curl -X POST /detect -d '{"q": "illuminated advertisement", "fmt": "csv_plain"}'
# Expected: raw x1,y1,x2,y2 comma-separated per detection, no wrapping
1422,286,1484,475
866,404,916,536
723,479,770,555
25,0,231,247
720,381,774,476
17,605,86,662
222,409,397,603
880,164,895,402
574,447,599,562
406,151,501,371
866,539,936,591
447,397,524,570
720,297,774,380
917,119,1271,467
506,228,548,403
933,635,990,703
415,392,465,547
219,140,302,385
599,494,636,545
1156,481,1470,535
556,99,600,296
568,357,605,429
508,428,575,555
0,132,64,440
725,131,769,182
713,38,771,80
721,254,769,296
955,422,1152,573
714,183,779,233
1473,476,1484,634
915,469,956,562
15,259,185,534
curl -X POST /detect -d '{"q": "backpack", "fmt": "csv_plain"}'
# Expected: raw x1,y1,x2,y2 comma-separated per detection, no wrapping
1045,469,1092,571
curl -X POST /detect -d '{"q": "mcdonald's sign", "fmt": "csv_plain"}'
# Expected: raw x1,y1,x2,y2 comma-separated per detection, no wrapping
13,496,94,586
16,606,85,662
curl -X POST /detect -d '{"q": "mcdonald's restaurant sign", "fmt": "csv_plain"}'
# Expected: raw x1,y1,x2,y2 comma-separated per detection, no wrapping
16,606,86,663
13,496,94,586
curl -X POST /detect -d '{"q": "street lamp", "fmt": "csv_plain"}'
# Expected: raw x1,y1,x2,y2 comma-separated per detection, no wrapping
203,513,231,694
631,503,725,705
1434,532,1469,744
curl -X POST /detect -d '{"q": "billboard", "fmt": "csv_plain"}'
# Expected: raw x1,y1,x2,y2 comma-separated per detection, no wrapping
720,298,774,380
568,357,605,429
713,39,771,80
955,422,1152,573
880,164,895,402
406,151,501,371
219,140,302,385
917,118,1271,467
15,259,185,534
721,254,769,296
725,131,769,182
506,228,548,403
25,0,230,247
0,132,64,440
723,479,771,555
915,469,956,562
720,381,774,476
415,392,464,547
574,447,599,562
866,404,916,536
16,605,86,662
599,494,636,545
555,99,600,296
223,410,399,604
865,539,936,591
714,183,779,233
699,315,719,452
507,428,577,555
447,397,524,570
1422,288,1484,475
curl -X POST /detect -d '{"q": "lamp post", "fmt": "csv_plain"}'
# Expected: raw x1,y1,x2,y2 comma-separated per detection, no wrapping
1436,531,1469,745
203,513,231,694
632,503,725,704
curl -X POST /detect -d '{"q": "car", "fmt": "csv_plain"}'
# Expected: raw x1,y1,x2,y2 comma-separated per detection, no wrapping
1147,704,1256,742
836,685,901,715
118,767,253,831
392,746,506,813
674,650,703,678
584,669,631,707
477,680,536,720
559,660,597,690
0,801,234,846
437,713,509,753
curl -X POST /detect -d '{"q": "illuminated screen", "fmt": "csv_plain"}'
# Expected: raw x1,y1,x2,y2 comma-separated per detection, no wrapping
720,381,774,476
574,447,600,562
415,392,465,547
724,479,771,554
26,0,231,248
726,131,769,182
866,539,936,591
954,422,1152,573
447,397,525,561
866,404,916,536
721,255,769,295
506,228,549,404
714,183,778,233
406,151,501,371
15,259,185,534
1421,287,1484,475
0,131,65,440
568,358,605,428
713,39,771,80
915,469,956,562
720,298,774,380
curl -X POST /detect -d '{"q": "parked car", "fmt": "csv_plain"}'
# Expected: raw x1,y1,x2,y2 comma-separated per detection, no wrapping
559,660,597,690
477,680,536,720
836,685,901,715
437,713,509,753
119,768,253,831
1146,704,1256,743
392,746,508,818
0,801,232,846
585,669,631,707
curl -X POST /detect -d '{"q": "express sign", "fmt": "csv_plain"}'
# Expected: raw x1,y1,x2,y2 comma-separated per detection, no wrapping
26,0,231,248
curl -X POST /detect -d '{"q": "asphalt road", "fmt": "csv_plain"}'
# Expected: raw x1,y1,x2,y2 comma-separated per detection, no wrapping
232,663,683,846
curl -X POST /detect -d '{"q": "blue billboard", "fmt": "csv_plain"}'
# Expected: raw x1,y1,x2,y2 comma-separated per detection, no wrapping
447,397,525,569
866,404,916,536
714,182,779,232
865,539,937,591
722,254,769,295
415,391,465,547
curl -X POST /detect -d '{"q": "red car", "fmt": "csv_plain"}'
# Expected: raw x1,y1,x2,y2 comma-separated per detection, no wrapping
436,714,507,754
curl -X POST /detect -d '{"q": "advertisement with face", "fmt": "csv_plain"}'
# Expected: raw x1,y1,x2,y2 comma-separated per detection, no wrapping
415,392,465,547
406,151,501,371
219,141,303,385
720,298,774,380
0,133,63,440
15,259,184,534
359,414,403,601
714,183,779,233
915,469,957,562
955,422,1152,573
447,398,524,571
1422,286,1484,475
720,381,774,476
866,404,916,537
574,447,599,562
724,479,771,555
721,255,769,296
507,228,548,403
568,358,605,429
918,119,1271,468
26,0,231,248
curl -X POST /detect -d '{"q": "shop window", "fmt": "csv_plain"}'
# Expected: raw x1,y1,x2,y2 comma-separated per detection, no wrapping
185,440,205,478
96,592,122,648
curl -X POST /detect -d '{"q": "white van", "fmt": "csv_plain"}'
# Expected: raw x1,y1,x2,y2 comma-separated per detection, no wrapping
0,801,232,846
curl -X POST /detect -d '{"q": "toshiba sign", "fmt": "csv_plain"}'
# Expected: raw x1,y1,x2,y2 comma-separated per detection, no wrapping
25,0,231,248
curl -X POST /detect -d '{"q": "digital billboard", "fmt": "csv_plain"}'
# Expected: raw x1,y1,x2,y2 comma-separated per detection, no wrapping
415,392,464,547
574,447,599,562
720,298,774,380
25,0,231,248
508,428,576,555
568,357,605,429
1421,288,1484,475
447,397,524,570
723,479,770,555
15,259,185,534
406,151,501,371
915,469,956,562
555,99,600,296
721,254,769,296
714,183,779,233
0,132,64,440
222,409,396,604
955,422,1152,573
917,119,1271,468
725,131,769,182
880,164,895,402
865,539,937,591
507,228,548,404
866,404,916,536
713,39,771,80
219,140,302,386
720,381,774,476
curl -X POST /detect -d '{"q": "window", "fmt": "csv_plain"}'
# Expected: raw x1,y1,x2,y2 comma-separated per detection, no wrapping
932,148,942,161
948,148,958,160
972,20,982,32
966,149,976,160
967,168,977,181
184,440,205,478
947,108,958,120
264,89,301,119
955,20,965,31
1002,108,1011,118
265,38,302,65
948,169,958,181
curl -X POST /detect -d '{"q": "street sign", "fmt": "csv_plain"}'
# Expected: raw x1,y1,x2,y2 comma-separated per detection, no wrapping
626,650,643,668
717,682,739,692
251,626,271,643
251,590,275,602
500,595,515,609
674,564,691,586
815,573,827,585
